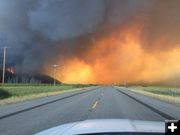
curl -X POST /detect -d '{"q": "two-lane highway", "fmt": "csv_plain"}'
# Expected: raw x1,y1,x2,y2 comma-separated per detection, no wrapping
0,86,179,135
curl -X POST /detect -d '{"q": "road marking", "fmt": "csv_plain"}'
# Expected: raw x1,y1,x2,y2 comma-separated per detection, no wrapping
0,89,96,120
91,101,98,109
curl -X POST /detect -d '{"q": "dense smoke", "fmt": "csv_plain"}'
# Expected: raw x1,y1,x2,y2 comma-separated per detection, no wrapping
0,0,149,69
143,0,180,50
0,0,180,84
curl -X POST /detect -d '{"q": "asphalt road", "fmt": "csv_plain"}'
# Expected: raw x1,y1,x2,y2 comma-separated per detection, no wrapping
0,86,179,135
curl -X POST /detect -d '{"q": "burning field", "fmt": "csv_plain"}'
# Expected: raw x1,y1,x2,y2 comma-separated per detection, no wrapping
1,0,180,85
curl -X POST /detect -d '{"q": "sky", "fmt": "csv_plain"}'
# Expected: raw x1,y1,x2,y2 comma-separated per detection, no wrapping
0,0,180,84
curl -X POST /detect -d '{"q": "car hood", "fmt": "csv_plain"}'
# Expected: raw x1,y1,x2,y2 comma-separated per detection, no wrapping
36,119,165,135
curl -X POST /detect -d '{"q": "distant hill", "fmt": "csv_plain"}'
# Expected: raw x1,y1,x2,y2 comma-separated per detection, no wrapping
0,70,61,84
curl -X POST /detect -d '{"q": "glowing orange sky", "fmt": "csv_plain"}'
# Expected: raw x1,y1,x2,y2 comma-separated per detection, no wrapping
44,19,180,84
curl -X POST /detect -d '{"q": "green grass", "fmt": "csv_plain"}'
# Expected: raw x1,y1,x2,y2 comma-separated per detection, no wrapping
130,86,180,97
143,88,180,97
0,89,12,99
128,85,180,104
0,83,97,105
0,84,95,97
0,85,72,97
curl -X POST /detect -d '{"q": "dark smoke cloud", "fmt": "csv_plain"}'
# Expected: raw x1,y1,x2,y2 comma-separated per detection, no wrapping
1,0,177,74
29,0,106,40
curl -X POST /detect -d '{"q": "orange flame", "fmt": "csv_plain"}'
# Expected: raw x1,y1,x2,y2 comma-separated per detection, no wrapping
6,67,16,74
45,19,180,84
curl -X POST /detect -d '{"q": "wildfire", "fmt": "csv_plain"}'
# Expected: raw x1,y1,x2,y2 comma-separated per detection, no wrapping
45,18,180,84
6,67,16,74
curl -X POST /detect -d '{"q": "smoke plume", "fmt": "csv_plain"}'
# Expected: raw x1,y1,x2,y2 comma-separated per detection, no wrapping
0,0,180,84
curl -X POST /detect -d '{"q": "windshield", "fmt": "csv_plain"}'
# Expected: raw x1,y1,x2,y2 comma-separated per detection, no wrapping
0,0,179,135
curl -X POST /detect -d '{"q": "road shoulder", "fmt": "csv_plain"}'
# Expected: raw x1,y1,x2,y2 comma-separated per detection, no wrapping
115,86,180,119
0,87,98,119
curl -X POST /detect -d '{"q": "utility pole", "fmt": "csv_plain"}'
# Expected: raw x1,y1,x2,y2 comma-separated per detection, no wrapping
174,79,177,88
51,64,59,86
124,81,127,87
2,47,9,85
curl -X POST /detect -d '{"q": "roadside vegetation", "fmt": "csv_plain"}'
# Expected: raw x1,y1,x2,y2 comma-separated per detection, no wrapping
128,85,180,105
0,84,96,105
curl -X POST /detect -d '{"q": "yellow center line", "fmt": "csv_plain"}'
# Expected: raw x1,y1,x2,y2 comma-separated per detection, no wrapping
91,101,98,109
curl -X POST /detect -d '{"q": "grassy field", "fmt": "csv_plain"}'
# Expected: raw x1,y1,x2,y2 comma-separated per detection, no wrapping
129,85,180,105
0,84,95,105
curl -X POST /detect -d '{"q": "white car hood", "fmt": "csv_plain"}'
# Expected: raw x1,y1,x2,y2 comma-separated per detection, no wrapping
36,119,164,135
